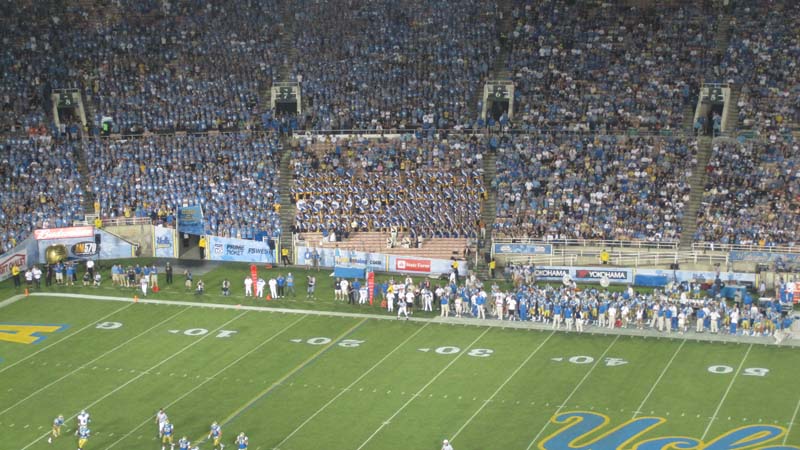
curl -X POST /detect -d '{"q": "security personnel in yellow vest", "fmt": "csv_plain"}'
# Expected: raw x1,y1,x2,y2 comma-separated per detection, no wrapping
281,247,290,266
11,263,21,289
198,236,207,259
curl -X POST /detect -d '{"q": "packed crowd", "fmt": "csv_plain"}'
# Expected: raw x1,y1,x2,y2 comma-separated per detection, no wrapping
695,136,800,245
377,267,792,339
290,0,497,130
0,136,85,252
718,1,800,133
289,134,485,238
84,132,282,239
491,133,697,241
506,0,715,132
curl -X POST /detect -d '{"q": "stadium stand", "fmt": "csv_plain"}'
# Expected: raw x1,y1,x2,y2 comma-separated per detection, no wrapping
289,0,498,130
507,0,716,132
491,134,697,242
289,134,485,238
0,137,85,252
84,132,282,239
695,135,799,245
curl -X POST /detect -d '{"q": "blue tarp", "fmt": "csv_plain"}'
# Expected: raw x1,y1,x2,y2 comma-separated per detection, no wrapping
334,266,366,279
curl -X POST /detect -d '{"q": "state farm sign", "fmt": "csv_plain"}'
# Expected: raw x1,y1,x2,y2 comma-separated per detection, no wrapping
395,258,431,273
33,226,95,240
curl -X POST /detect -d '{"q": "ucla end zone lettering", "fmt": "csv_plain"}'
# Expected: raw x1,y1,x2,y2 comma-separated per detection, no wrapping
0,323,68,345
540,411,798,449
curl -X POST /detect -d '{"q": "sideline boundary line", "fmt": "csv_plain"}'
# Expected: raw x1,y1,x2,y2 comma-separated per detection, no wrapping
451,331,556,443
632,339,686,419
0,306,191,417
525,335,620,450
272,322,432,449
105,314,309,449
13,292,800,347
701,344,753,440
20,310,250,450
0,299,134,374
355,327,492,450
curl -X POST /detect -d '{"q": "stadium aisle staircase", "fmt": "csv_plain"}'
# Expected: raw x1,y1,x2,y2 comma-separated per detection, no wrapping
724,85,740,133
278,139,296,263
475,148,498,278
680,135,713,248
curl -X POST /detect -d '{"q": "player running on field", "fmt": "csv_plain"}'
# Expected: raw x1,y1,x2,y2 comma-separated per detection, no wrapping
178,436,191,450
76,425,90,450
156,408,168,438
209,421,224,449
235,431,249,449
77,409,90,428
48,414,64,443
162,419,174,450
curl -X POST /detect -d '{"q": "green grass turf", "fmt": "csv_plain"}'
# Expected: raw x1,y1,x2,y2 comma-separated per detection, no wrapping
1,277,799,449
0,264,800,450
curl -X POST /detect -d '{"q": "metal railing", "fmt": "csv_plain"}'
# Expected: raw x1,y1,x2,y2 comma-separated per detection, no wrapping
692,242,800,254
492,237,680,250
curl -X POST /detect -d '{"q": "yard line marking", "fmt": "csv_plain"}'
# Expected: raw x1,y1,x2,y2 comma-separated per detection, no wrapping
19,310,250,450
525,335,620,450
355,327,492,450
0,302,134,374
784,394,800,445
273,322,432,449
194,318,369,446
0,306,190,417
450,332,555,443
104,314,308,450
632,339,686,419
701,344,753,441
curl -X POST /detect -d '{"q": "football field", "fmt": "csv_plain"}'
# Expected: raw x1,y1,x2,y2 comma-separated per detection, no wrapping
1,293,799,450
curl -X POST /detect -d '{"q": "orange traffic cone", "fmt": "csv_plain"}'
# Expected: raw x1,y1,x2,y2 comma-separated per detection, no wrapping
133,295,139,303
24,288,29,297
266,294,271,301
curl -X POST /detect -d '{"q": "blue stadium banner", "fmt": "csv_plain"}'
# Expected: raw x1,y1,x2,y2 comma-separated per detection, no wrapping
153,226,177,258
493,243,552,255
177,205,204,235
207,235,276,264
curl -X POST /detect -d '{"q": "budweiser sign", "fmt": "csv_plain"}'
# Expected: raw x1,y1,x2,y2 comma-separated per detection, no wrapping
33,226,95,240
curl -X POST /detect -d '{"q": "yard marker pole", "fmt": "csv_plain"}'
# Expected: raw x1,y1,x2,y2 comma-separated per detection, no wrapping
632,339,686,419
0,306,191,417
0,301,134,375
19,310,250,450
273,322,432,449
355,327,492,450
193,317,370,446
525,335,620,450
701,343,753,441
105,314,309,450
783,391,800,444
450,331,556,443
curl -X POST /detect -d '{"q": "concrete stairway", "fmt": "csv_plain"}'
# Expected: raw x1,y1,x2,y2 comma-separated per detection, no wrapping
679,136,713,248
277,138,296,263
474,148,499,278
724,85,741,133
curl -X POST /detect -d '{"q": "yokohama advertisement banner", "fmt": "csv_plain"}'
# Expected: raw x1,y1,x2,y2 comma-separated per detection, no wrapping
533,266,633,284
33,226,94,240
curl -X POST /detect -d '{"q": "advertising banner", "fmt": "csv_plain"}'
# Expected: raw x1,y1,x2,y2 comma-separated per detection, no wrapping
533,266,632,284
177,205,204,235
207,235,276,264
493,243,552,255
153,226,177,258
0,238,38,281
729,251,800,263
36,229,136,263
33,226,94,240
296,246,467,276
